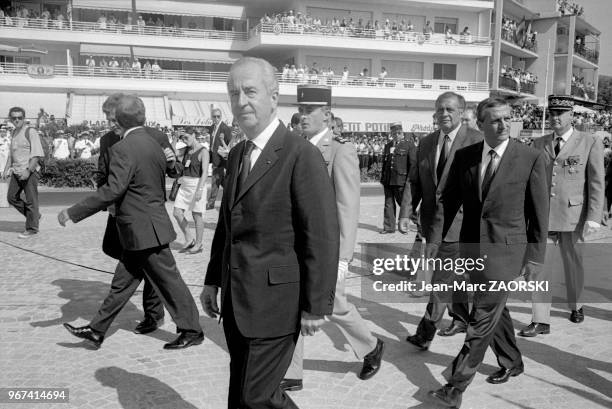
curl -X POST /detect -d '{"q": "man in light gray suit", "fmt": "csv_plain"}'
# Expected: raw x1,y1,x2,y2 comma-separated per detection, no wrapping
519,95,605,337
282,85,384,391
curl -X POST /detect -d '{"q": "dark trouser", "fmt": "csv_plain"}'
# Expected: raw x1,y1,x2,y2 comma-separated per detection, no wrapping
207,166,225,208
383,185,404,232
7,172,40,232
89,245,201,335
223,290,299,409
416,241,470,341
443,289,523,392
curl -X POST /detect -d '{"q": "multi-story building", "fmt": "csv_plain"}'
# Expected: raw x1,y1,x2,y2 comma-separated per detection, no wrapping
490,0,600,105
0,0,493,133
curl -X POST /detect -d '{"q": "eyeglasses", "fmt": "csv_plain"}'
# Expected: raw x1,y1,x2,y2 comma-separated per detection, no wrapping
10,116,24,121
212,115,221,118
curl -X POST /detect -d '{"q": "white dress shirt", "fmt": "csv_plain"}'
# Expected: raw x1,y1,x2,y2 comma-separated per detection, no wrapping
479,138,509,199
554,127,574,152
246,117,279,171
308,128,327,147
435,124,461,170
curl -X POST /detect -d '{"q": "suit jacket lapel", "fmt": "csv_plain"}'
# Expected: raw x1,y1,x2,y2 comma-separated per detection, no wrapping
429,130,440,185
543,134,555,160
558,130,581,159
232,123,284,207
316,130,333,167
483,140,517,203
439,125,466,186
228,141,244,208
470,141,483,201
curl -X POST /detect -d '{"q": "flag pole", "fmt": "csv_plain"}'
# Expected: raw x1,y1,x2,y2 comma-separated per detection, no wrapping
542,38,551,135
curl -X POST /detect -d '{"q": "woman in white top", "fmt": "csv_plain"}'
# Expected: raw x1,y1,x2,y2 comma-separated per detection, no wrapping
52,134,70,160
172,128,209,254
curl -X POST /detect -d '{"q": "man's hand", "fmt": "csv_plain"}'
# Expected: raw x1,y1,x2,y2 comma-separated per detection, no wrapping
398,217,410,234
201,285,220,318
18,169,30,181
57,209,71,227
583,220,600,239
424,242,439,258
217,138,230,159
163,147,176,164
519,262,542,282
195,189,203,202
300,311,325,336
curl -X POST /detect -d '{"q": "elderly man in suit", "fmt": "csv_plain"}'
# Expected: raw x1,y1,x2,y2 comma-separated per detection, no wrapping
201,58,339,409
281,85,384,392
518,95,605,337
428,97,549,408
59,95,203,350
206,107,233,210
380,122,416,234
90,93,183,336
399,92,483,349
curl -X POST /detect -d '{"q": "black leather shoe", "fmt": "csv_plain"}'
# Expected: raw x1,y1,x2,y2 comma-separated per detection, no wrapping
570,308,584,323
429,384,462,408
359,338,384,380
133,317,163,334
163,331,204,350
518,322,550,337
438,322,467,337
486,366,524,384
63,323,104,349
280,378,303,391
406,334,431,351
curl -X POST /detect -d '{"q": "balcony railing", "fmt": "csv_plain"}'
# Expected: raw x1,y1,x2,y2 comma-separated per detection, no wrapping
573,44,599,64
251,23,491,46
0,63,489,93
0,17,248,41
499,75,536,94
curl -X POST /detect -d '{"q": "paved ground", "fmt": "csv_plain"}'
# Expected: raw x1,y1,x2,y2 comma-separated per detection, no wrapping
1,189,611,409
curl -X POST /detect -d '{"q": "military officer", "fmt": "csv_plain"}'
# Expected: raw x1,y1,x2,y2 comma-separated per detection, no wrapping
519,95,605,337
282,85,384,391
380,122,416,234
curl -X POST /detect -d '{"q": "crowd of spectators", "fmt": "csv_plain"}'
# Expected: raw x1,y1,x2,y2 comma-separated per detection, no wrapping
260,10,477,44
501,16,537,51
0,4,66,29
500,65,538,93
557,0,584,16
83,56,163,78
279,63,394,87
511,102,612,132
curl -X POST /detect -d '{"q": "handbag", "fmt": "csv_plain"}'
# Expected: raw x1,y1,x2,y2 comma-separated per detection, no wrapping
168,146,189,201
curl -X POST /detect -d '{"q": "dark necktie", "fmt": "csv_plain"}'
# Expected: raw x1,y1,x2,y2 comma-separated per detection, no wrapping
554,137,562,157
481,149,497,200
436,134,450,181
237,140,255,193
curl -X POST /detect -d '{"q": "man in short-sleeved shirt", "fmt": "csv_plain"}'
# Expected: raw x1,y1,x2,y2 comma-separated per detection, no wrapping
2,107,44,237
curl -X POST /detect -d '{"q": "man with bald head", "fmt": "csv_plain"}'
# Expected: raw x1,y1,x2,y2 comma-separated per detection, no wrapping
206,107,232,210
202,58,339,408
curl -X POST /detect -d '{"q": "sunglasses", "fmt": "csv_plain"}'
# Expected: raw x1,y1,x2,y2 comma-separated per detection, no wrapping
212,115,221,118
10,116,24,121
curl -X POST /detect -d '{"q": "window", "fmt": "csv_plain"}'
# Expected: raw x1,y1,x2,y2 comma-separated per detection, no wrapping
434,17,458,34
433,63,457,80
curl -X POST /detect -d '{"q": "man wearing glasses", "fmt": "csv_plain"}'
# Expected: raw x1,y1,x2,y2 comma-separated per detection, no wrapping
2,107,44,238
206,108,232,210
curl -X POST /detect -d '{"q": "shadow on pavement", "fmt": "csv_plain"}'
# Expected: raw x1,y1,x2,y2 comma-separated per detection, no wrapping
95,366,199,409
30,278,178,346
358,222,381,233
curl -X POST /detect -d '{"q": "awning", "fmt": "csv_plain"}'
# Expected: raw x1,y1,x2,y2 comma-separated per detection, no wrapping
80,44,240,63
72,0,245,20
170,100,231,126
72,0,131,12
69,95,170,126
277,105,436,134
136,1,245,20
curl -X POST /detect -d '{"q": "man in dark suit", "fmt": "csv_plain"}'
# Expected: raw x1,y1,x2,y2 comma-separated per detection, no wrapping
428,97,549,408
91,93,182,335
206,107,233,210
58,95,203,350
398,92,483,349
201,57,339,408
380,122,416,234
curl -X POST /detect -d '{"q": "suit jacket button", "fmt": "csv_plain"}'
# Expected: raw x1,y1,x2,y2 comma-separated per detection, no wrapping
552,172,557,176
551,182,556,187
550,193,556,197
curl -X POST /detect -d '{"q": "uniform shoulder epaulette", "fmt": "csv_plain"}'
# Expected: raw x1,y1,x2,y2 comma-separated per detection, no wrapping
333,135,349,144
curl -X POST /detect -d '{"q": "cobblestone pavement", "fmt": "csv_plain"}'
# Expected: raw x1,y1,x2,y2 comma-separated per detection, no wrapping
1,191,611,409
